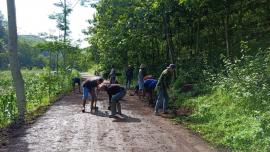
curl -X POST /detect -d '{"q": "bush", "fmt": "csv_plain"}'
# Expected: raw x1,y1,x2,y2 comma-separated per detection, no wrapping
173,46,270,151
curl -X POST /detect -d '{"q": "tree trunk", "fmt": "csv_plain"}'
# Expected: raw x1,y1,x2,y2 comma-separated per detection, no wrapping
63,0,67,68
56,53,59,74
188,13,193,58
195,18,200,54
238,0,243,40
63,0,67,43
224,0,230,57
163,11,174,64
6,0,26,124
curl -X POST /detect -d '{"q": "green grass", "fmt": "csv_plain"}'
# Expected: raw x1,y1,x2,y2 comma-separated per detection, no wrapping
0,69,73,128
172,47,270,151
177,88,270,151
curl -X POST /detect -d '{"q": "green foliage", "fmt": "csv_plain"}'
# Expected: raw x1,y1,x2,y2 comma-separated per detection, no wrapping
0,10,8,69
174,46,270,151
49,0,72,41
0,69,72,128
18,38,46,68
86,0,270,76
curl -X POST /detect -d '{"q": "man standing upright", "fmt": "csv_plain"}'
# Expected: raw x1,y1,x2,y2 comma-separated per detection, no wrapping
109,65,116,84
125,65,133,89
154,64,176,115
138,64,146,100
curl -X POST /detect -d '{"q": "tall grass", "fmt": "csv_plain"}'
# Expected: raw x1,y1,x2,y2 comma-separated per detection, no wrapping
0,68,77,128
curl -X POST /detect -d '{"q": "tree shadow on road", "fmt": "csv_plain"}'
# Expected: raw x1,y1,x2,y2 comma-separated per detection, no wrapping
0,125,30,152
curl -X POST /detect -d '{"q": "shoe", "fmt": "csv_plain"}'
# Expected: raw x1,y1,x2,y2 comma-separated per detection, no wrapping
82,109,85,113
154,112,160,116
163,111,169,114
116,112,122,115
94,107,98,112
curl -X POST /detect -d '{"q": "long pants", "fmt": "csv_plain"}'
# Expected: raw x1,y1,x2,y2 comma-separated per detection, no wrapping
111,89,126,115
155,89,169,113
112,89,126,102
110,77,116,84
126,78,132,89
111,102,121,115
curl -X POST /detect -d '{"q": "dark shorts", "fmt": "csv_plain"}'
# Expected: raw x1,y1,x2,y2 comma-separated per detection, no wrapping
72,78,80,86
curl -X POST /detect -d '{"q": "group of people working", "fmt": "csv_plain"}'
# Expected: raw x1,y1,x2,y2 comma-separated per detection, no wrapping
72,63,176,117
134,64,176,115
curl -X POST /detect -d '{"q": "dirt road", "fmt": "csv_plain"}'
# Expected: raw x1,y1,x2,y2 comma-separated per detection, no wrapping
0,81,216,152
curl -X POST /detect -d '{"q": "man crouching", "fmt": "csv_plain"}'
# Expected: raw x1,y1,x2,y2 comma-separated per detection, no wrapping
99,83,126,117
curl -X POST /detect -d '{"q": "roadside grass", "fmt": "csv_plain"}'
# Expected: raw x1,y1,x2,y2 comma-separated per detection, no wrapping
171,47,270,151
0,69,75,128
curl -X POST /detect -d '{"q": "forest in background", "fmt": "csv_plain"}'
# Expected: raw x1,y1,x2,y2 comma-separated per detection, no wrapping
1,0,270,151
86,0,270,151
88,0,270,75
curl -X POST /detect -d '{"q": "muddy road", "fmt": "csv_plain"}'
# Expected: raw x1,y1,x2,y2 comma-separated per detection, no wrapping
1,87,216,152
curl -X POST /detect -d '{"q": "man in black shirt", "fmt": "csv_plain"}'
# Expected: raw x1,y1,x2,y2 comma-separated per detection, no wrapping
82,77,104,113
99,83,126,117
125,65,133,89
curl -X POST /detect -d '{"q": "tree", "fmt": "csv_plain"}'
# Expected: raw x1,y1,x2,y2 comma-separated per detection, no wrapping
49,0,72,42
49,0,74,68
6,0,26,124
85,0,270,80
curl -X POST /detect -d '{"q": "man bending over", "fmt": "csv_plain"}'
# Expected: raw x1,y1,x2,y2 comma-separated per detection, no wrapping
82,77,104,113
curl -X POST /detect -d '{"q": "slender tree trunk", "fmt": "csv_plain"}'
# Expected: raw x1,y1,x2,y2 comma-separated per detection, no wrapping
163,12,174,64
62,0,67,67
63,0,67,43
48,50,52,98
6,0,26,124
224,0,230,57
168,22,175,62
238,0,243,40
56,53,59,74
195,18,200,54
188,14,193,57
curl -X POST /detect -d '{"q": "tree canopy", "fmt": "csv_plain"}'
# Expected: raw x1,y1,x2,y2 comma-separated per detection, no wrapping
86,0,270,78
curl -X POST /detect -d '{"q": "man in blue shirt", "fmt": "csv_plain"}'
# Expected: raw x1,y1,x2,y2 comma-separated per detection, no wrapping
133,78,157,105
144,79,158,105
